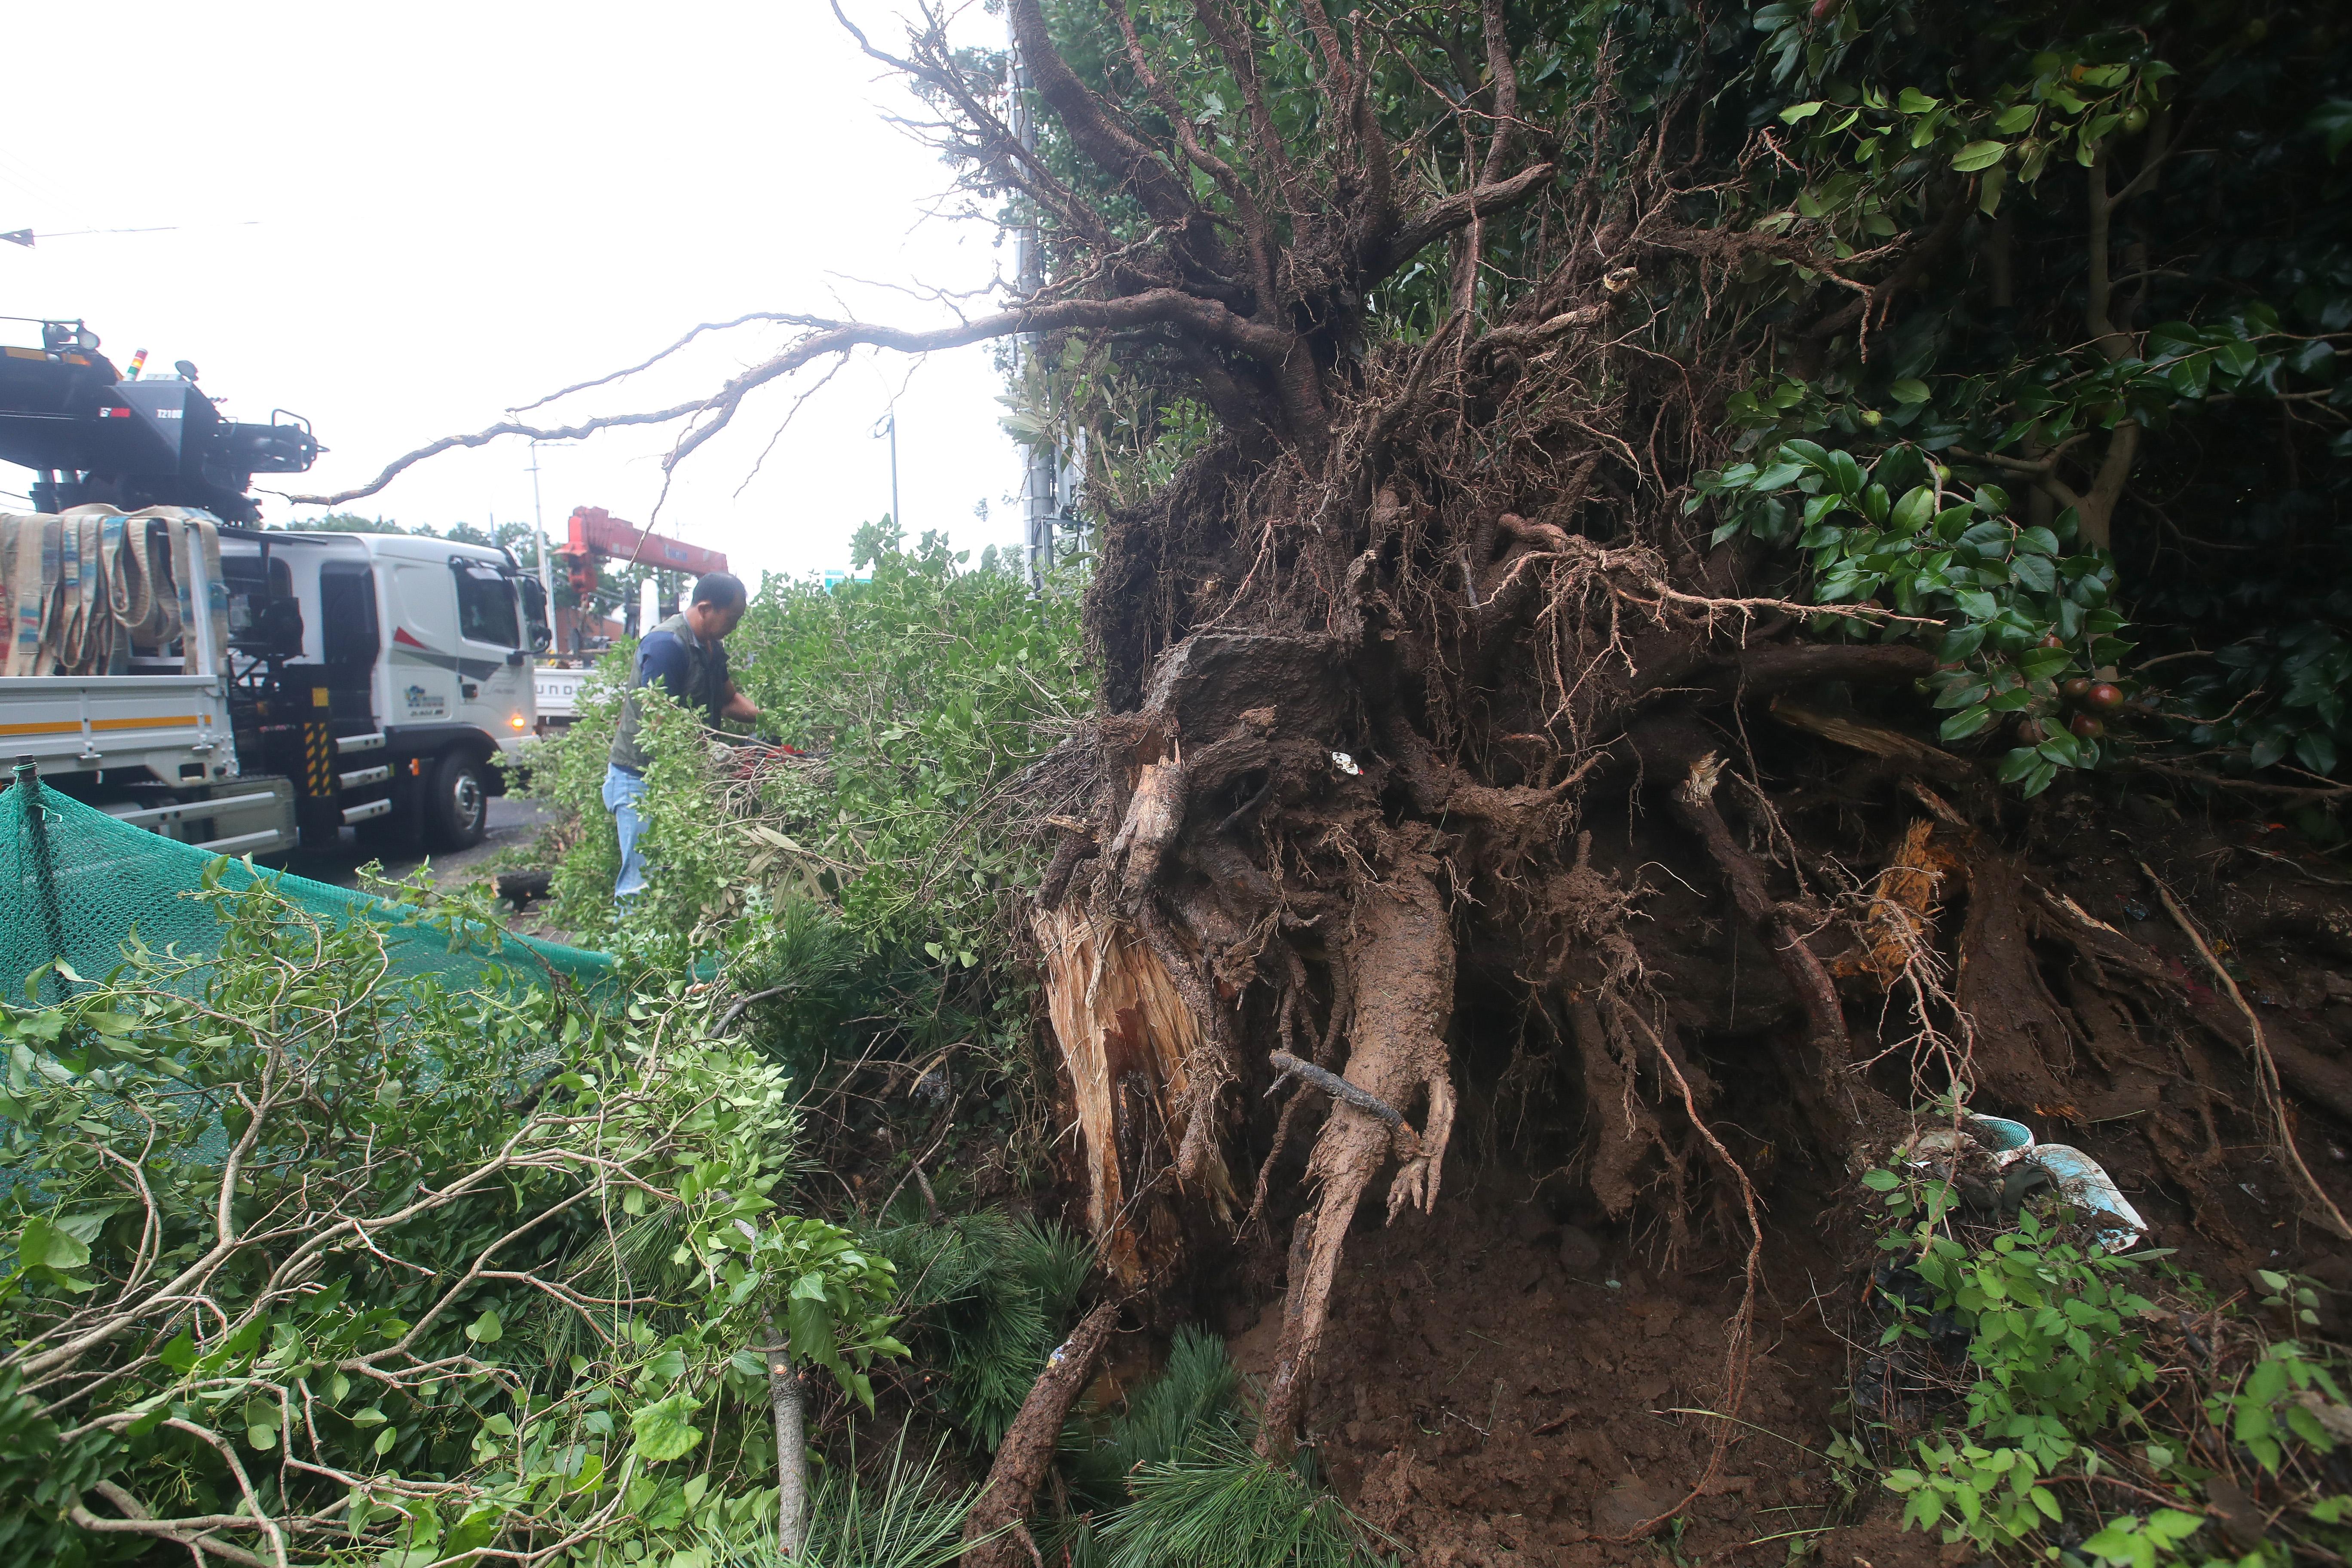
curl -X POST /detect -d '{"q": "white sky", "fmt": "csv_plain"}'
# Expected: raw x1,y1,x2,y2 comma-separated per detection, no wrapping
1,1,1026,585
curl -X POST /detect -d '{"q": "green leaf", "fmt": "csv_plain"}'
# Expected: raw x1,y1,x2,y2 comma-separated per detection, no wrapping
15,1215,90,1273
1940,624,1988,660
1890,486,1936,534
467,1308,503,1345
1780,101,1827,123
1978,165,2008,214
630,1392,704,1463
1862,1168,1900,1191
2297,729,2339,776
1897,88,1939,114
1825,450,1865,497
1888,379,1931,405
1940,705,1994,741
2012,554,2058,594
1951,141,2008,172
1993,104,2037,134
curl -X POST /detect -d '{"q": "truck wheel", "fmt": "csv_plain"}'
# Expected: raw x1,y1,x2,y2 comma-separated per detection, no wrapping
426,752,490,851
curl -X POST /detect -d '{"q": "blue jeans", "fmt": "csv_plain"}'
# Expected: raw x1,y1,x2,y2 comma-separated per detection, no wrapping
602,763,648,898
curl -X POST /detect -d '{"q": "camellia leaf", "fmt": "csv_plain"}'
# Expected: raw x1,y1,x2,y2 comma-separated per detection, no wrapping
1940,705,1994,741
1978,164,2008,214
466,1308,503,1345
1888,379,1931,405
2297,729,2338,777
1779,100,1826,123
1951,140,2008,172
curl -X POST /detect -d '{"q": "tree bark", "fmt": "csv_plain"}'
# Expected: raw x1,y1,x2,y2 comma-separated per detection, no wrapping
763,1310,808,1558
962,1300,1122,1568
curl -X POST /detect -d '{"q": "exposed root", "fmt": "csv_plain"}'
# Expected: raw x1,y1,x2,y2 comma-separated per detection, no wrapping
1257,858,1456,1452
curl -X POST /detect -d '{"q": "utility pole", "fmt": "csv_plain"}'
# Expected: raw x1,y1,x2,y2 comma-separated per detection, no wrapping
874,407,901,527
528,442,558,626
1010,30,1058,587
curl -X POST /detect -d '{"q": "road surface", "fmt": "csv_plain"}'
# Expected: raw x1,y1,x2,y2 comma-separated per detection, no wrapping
287,795,554,893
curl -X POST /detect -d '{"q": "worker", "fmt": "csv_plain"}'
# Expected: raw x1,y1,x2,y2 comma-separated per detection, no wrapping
603,571,761,898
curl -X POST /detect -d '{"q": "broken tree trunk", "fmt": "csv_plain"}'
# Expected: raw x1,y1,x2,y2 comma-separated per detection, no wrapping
1034,900,1236,1286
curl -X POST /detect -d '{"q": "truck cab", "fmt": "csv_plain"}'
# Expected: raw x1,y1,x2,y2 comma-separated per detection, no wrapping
220,528,545,849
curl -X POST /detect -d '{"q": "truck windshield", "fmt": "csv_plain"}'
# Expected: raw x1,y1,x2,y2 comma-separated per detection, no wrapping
452,562,521,648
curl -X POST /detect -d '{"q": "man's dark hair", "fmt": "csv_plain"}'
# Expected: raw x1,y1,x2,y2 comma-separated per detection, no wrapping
692,571,747,611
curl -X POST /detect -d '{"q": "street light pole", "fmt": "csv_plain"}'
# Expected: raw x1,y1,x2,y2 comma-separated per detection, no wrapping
873,407,901,528
529,441,558,646
1010,31,1056,588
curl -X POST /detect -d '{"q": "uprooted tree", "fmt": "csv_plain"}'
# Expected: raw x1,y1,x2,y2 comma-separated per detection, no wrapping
295,0,2352,1514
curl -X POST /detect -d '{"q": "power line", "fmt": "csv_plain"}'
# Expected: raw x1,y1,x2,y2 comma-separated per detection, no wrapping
1,221,261,248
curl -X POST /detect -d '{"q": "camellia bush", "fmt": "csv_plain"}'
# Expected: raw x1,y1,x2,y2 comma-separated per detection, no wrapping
1682,2,2351,799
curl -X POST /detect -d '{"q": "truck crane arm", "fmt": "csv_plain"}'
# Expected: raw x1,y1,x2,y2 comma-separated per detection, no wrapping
555,506,729,598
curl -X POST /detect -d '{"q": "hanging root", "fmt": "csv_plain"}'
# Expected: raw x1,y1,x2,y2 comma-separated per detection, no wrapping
2146,865,2352,1241
1664,747,1850,1058
1256,861,1456,1452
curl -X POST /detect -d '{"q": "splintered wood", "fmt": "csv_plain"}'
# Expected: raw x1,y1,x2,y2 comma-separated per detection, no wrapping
1034,903,1234,1284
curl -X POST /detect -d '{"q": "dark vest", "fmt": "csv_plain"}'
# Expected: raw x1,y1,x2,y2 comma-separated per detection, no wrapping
608,613,729,774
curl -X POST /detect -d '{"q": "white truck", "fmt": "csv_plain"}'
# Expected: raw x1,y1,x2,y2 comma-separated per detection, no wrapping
0,320,546,855
0,515,546,856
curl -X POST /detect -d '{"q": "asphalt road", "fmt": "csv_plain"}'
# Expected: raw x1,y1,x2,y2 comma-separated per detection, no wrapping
285,794,554,893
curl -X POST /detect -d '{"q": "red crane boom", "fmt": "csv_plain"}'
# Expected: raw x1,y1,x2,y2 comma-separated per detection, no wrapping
557,505,729,597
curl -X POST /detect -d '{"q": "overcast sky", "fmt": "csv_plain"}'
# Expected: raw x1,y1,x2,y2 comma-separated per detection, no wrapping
2,1,1025,585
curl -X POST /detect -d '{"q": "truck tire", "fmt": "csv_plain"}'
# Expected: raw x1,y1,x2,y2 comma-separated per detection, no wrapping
425,751,490,851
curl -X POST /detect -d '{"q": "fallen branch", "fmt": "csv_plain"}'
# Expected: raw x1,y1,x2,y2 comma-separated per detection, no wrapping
1268,1049,1420,1158
960,1300,1121,1568
288,291,1303,508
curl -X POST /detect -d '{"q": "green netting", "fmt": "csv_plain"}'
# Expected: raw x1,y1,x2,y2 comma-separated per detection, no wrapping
0,776,614,1005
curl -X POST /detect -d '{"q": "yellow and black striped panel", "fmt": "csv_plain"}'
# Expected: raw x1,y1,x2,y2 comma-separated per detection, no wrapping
303,722,334,796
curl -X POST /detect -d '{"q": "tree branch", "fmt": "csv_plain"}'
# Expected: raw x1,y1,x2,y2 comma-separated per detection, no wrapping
1364,161,1556,284
1009,0,1198,228
288,291,1300,507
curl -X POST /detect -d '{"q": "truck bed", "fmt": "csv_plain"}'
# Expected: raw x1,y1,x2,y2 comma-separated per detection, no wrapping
0,673,294,855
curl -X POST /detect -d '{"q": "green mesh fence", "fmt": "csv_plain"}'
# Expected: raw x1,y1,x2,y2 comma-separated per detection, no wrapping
0,771,614,1005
